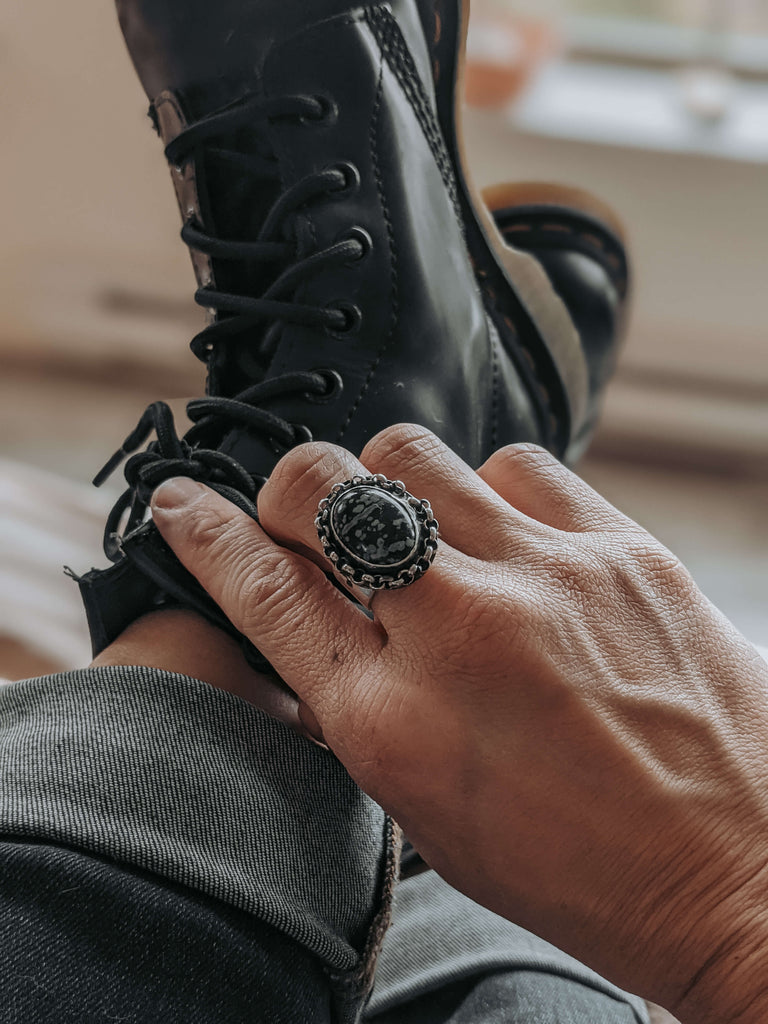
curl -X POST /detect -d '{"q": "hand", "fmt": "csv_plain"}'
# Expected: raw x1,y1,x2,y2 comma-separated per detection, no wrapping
151,424,768,1023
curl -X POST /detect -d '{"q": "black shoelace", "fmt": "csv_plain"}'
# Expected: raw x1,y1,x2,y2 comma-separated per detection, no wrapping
95,91,364,561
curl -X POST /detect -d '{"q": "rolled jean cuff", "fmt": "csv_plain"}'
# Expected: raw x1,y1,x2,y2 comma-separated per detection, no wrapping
0,667,398,986
369,872,649,1022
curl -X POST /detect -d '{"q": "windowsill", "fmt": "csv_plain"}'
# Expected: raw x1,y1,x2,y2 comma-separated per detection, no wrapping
564,16,768,79
510,59,768,164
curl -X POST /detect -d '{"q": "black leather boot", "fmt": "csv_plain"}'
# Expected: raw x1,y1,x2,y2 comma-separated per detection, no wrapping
76,0,593,661
484,182,631,463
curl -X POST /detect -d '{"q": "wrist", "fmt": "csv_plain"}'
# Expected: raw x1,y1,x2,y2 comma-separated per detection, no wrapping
91,609,304,731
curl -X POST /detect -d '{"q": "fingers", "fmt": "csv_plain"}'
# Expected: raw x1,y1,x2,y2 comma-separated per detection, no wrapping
478,444,631,534
150,478,383,708
258,424,541,564
256,435,463,618
257,442,370,569
360,424,547,556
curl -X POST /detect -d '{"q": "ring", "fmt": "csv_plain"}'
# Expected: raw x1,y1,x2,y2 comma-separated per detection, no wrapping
315,474,439,590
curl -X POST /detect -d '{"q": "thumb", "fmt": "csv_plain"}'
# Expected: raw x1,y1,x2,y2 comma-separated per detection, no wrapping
150,478,382,715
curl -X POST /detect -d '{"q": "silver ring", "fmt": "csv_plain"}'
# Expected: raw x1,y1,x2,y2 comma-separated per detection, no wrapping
315,474,439,590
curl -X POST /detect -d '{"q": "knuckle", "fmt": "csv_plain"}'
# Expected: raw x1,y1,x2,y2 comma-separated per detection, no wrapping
184,501,238,560
487,445,624,532
227,549,313,640
485,444,571,506
489,442,558,477
268,442,349,511
537,544,597,603
621,533,696,599
361,423,443,473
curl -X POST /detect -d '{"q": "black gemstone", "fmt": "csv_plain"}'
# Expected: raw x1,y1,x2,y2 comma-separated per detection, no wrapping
330,487,419,568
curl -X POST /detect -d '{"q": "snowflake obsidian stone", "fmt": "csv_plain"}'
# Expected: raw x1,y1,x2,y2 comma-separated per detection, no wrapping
331,487,419,565
315,475,439,590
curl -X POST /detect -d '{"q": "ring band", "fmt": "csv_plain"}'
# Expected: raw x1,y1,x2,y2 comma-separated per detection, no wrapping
315,474,439,590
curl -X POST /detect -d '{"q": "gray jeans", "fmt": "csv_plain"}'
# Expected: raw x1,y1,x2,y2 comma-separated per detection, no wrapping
0,667,648,1023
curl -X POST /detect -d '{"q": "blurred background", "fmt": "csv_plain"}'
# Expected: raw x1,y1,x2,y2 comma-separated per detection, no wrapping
0,0,765,678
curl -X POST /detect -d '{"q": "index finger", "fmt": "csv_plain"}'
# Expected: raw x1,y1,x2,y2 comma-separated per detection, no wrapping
150,478,385,711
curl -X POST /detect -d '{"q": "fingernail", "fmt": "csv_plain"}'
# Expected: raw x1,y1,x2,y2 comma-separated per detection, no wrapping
298,701,327,745
151,477,208,512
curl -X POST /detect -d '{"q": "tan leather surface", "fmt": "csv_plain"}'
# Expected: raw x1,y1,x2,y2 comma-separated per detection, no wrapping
154,92,215,295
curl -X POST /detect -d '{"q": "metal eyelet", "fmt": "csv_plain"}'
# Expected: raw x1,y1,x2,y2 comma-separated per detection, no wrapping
270,423,313,457
305,369,344,404
325,301,362,336
303,93,339,125
292,423,314,444
339,226,373,263
329,161,360,195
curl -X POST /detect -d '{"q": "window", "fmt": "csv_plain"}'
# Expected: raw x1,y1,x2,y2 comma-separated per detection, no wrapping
561,0,768,77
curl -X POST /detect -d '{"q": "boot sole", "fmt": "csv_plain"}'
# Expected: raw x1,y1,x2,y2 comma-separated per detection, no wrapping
482,180,628,246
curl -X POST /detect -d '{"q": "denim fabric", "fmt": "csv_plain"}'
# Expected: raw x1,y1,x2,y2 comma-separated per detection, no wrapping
0,839,335,1023
368,872,649,1022
0,668,649,1023
369,971,647,1024
0,668,398,1021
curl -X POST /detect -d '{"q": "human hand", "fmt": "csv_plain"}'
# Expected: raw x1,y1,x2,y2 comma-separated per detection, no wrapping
151,424,768,1023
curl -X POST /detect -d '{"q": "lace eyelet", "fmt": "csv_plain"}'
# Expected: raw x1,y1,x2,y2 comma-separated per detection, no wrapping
270,423,313,457
292,423,314,445
339,226,373,263
329,161,360,195
303,93,339,126
325,301,362,336
305,369,344,404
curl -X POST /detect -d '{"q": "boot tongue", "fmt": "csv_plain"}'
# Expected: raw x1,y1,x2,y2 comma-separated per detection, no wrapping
182,80,284,315
150,78,303,474
119,0,293,394
153,76,289,400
